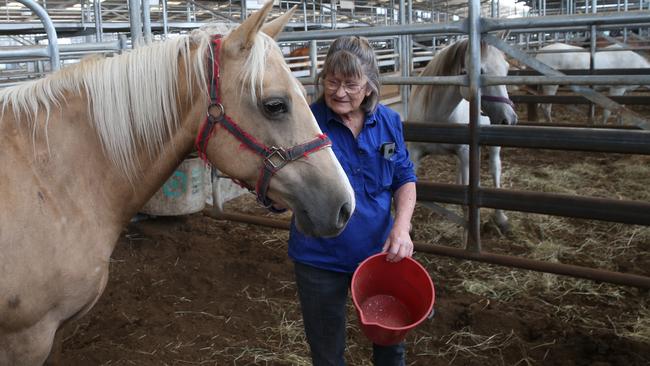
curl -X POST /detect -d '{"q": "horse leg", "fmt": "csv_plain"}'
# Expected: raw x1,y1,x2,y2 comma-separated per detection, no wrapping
44,329,64,366
488,146,510,233
540,85,559,123
0,318,59,366
409,142,469,229
603,87,626,125
456,145,470,244
407,142,425,173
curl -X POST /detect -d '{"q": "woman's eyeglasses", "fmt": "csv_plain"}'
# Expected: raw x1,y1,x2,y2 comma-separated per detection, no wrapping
323,78,365,95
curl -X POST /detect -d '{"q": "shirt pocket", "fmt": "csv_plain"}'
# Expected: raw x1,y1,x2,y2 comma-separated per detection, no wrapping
365,151,395,196
332,145,363,192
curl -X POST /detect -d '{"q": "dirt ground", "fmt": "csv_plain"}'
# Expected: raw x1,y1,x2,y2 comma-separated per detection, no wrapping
58,103,650,365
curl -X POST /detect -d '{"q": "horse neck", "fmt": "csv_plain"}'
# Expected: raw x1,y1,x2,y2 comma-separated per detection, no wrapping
409,83,464,123
115,94,205,223
2,91,202,231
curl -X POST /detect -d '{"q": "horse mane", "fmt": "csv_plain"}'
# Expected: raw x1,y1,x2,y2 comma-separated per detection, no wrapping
0,25,276,180
419,39,496,77
414,39,488,103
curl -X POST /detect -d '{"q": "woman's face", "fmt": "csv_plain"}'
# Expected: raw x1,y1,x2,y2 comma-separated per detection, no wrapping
322,72,371,116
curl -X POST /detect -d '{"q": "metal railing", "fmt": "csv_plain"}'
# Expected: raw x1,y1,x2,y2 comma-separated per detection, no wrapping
1,1,649,288
259,6,650,288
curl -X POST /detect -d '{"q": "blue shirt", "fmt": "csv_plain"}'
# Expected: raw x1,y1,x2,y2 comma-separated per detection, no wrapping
288,101,417,273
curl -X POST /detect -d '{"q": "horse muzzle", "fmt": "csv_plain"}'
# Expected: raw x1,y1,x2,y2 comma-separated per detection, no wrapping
293,198,353,238
286,161,355,237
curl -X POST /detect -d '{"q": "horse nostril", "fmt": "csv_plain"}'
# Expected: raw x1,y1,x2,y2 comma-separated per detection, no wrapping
337,202,352,229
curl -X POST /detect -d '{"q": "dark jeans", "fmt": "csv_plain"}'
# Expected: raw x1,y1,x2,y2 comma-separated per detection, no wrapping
294,261,405,366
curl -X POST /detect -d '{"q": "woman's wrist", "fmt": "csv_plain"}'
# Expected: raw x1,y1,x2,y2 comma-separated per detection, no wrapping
393,219,412,233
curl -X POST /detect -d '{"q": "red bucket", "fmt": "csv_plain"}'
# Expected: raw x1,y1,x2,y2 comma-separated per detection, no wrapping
351,253,435,346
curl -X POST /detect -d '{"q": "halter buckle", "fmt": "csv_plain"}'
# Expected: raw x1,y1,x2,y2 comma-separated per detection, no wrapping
207,103,225,121
265,147,289,170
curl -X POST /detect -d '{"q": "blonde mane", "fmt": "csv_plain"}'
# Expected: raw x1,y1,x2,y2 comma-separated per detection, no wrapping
0,27,275,179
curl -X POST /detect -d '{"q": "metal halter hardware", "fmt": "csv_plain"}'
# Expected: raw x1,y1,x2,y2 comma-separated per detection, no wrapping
195,35,332,212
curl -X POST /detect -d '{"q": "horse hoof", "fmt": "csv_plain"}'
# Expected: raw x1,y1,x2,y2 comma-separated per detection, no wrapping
497,221,511,235
482,218,510,236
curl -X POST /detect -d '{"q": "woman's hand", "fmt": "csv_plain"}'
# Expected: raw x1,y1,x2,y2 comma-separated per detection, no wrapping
382,223,413,262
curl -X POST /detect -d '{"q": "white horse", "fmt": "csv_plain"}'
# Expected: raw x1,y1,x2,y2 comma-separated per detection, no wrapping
535,42,650,124
407,39,518,232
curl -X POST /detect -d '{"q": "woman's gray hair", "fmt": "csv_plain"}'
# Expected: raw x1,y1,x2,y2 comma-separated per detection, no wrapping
317,36,380,113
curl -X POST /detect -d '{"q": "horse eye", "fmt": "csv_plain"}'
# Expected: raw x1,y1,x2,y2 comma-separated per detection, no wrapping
262,98,288,117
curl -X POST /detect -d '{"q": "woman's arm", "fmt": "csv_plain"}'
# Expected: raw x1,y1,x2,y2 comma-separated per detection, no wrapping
382,181,417,262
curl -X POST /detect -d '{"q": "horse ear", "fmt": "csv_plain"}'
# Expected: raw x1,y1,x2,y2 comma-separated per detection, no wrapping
224,0,274,53
262,5,297,40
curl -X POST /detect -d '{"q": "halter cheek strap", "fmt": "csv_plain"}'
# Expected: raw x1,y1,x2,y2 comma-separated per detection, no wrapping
195,35,332,212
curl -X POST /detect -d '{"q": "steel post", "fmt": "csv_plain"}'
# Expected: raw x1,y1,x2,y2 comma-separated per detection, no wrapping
467,0,482,252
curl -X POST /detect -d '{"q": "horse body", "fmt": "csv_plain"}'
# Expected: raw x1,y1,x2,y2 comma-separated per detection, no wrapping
407,40,517,232
535,42,650,123
0,83,147,366
0,3,354,364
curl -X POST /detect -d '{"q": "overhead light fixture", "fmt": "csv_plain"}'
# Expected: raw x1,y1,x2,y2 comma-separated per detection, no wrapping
0,1,23,10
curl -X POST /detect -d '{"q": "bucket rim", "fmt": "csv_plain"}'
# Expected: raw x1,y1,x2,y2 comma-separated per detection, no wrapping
351,252,435,331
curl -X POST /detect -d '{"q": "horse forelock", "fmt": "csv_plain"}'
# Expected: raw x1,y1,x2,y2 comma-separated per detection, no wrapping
235,33,281,105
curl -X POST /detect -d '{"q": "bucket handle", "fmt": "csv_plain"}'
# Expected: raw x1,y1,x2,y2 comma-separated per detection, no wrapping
428,308,435,320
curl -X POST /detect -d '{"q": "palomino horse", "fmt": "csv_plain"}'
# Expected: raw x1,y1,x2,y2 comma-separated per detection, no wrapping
0,2,354,364
407,39,518,232
535,42,650,124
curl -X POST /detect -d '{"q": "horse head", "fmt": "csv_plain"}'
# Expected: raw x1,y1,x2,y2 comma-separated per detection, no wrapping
458,40,518,126
195,2,355,237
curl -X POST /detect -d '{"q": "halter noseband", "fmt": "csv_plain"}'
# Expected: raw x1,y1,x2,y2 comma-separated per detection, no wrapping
195,35,332,213
481,94,515,107
458,70,515,107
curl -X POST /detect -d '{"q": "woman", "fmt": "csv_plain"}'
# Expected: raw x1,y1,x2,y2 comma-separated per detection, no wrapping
288,36,417,366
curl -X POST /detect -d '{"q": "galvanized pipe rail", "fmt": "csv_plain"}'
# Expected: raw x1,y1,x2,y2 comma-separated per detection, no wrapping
466,0,483,252
413,242,650,289
280,0,650,288
0,41,126,69
203,209,650,289
403,122,650,154
510,95,650,105
380,75,650,86
255,4,650,288
509,68,650,75
488,75,650,85
13,0,59,71
414,181,650,226
278,11,650,42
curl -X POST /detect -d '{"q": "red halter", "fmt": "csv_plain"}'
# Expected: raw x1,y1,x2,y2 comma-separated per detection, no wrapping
195,35,332,212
